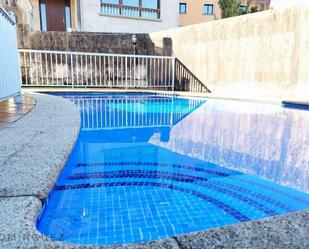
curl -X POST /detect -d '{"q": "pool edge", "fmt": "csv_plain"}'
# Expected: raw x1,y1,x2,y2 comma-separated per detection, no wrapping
0,93,308,249
0,92,81,201
1,196,308,248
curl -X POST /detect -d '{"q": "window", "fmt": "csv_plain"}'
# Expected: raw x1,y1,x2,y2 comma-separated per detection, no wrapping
239,5,247,14
39,0,47,31
142,0,158,9
203,4,214,15
65,0,71,31
103,0,118,3
179,3,187,14
141,0,159,18
100,0,161,19
123,0,139,7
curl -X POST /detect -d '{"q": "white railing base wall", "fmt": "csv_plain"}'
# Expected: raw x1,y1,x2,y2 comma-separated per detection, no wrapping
19,49,175,90
0,5,21,100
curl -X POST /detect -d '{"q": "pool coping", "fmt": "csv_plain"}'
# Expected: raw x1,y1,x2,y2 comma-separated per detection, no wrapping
0,95,36,130
0,92,308,249
0,92,80,201
23,87,309,107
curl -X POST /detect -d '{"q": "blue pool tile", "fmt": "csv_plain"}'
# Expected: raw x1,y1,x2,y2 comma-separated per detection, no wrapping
38,93,309,246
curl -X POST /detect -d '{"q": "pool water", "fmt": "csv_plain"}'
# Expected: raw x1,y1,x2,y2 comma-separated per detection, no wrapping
37,93,309,245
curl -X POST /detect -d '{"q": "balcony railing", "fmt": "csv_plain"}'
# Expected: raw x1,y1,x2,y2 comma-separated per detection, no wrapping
100,3,160,20
19,49,212,93
19,49,174,89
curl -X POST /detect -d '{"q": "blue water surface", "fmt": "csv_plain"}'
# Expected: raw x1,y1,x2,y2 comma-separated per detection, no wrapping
37,93,309,245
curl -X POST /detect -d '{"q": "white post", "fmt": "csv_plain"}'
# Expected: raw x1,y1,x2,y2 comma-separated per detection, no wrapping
125,56,128,89
70,53,74,88
171,57,175,91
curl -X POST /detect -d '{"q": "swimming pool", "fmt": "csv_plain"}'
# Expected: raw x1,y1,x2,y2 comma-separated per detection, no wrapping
37,93,309,245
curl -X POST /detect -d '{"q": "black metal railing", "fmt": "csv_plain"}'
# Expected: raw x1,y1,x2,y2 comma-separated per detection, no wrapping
174,58,211,93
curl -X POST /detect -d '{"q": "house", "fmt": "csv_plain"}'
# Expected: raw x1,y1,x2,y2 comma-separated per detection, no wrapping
1,0,179,33
270,0,309,9
178,0,272,27
0,0,34,30
240,0,271,12
79,0,179,33
179,1,221,26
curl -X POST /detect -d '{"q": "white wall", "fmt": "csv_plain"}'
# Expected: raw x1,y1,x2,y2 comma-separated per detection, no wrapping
150,5,309,101
270,0,309,9
19,0,34,29
0,5,21,100
80,0,179,33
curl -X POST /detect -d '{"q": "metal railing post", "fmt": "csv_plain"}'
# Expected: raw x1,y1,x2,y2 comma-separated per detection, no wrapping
125,56,128,89
70,53,74,88
171,57,175,91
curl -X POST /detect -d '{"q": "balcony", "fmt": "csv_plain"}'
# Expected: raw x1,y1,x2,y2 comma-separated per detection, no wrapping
100,3,161,20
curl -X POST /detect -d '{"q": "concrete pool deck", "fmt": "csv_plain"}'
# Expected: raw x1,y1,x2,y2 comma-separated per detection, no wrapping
0,92,308,249
0,95,36,130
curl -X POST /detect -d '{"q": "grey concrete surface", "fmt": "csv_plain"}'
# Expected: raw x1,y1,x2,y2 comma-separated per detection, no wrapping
0,93,80,201
175,210,309,249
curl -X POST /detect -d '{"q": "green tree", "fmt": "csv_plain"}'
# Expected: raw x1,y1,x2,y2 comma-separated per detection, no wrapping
218,0,241,18
250,6,259,13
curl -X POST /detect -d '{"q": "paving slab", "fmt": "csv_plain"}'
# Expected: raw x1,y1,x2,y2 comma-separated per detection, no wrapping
175,210,309,249
0,93,80,201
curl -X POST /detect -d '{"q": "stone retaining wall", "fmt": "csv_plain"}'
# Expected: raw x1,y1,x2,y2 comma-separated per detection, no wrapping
150,5,309,101
20,31,170,56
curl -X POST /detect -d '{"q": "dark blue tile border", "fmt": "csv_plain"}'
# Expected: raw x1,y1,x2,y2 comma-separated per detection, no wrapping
234,177,309,206
67,170,289,215
76,161,238,177
54,181,250,222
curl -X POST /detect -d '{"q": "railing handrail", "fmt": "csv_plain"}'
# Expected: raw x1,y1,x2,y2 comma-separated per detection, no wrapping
0,4,16,25
19,49,174,60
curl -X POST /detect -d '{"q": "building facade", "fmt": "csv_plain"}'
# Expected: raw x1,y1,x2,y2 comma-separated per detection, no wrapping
240,0,271,12
179,0,221,26
1,0,178,33
178,0,272,27
3,0,294,34
270,0,309,9
81,0,179,33
1,0,35,30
